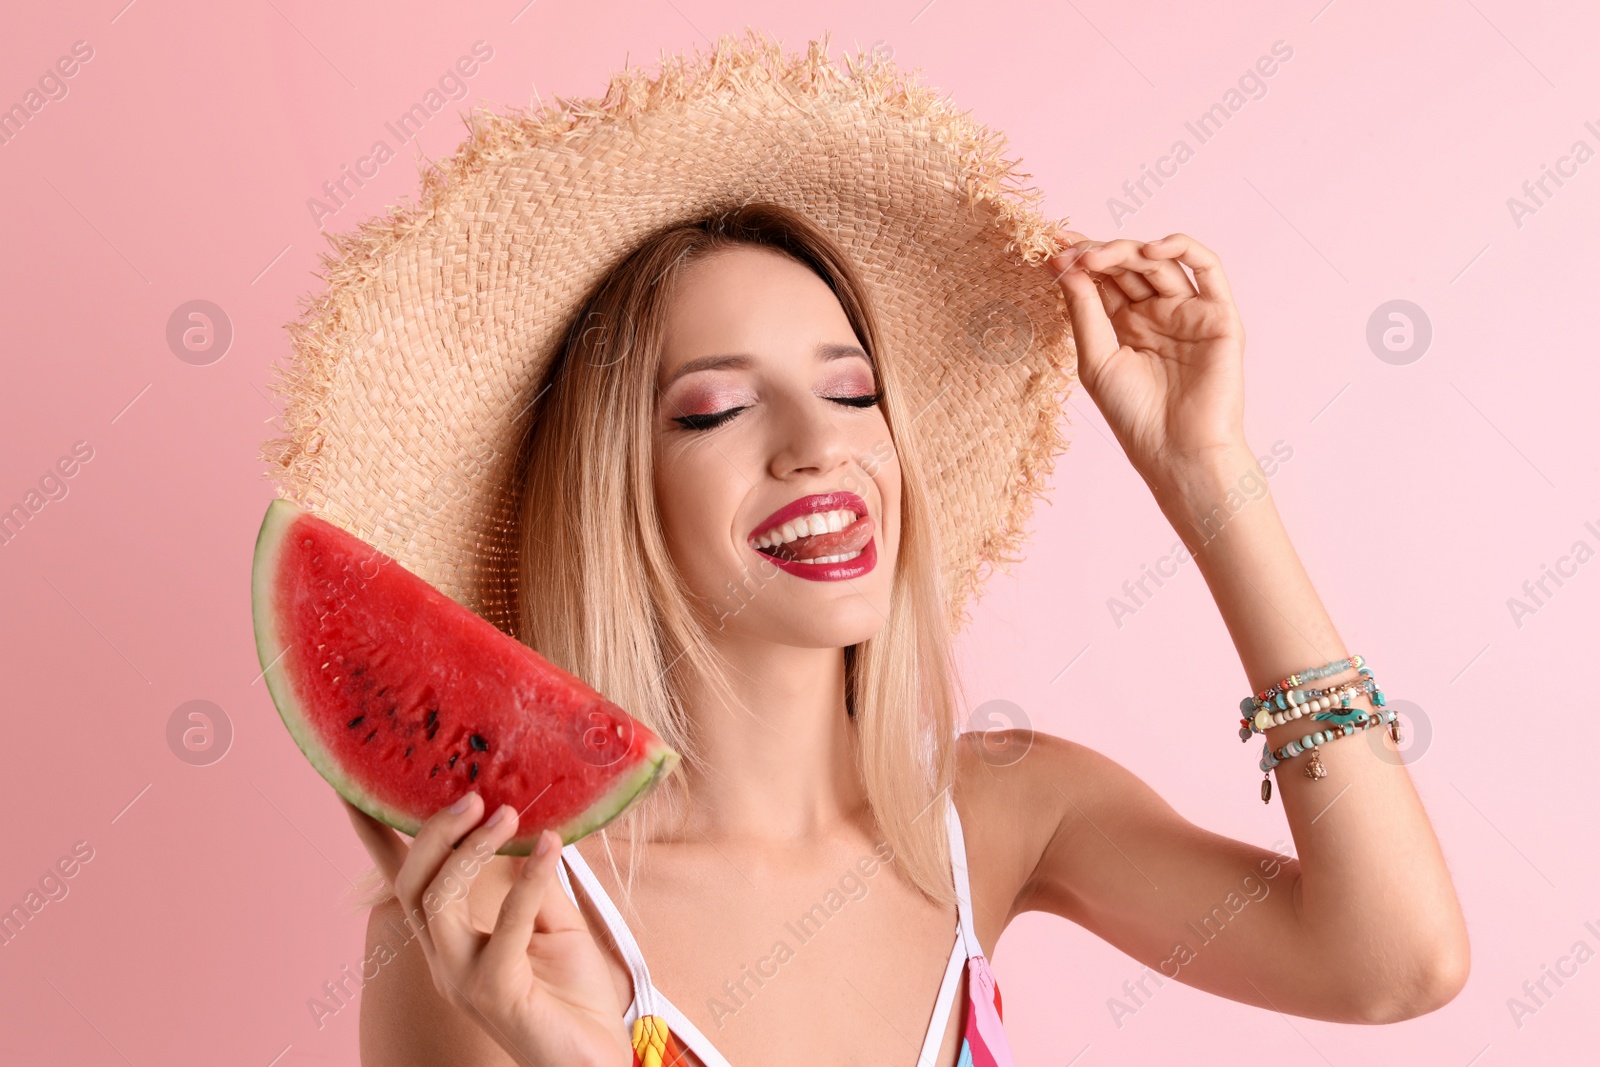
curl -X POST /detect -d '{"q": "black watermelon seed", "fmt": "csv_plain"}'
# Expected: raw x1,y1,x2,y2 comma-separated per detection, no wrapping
363,729,377,744
347,715,365,728
469,762,478,782
448,753,459,769
403,746,413,758
430,765,439,777
386,704,396,716
426,709,438,727
469,734,487,752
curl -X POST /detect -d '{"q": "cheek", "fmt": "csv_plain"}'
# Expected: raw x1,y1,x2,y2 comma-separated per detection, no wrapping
653,440,744,585
860,430,902,564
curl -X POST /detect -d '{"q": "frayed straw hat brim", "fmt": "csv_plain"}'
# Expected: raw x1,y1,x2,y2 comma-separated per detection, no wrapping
260,27,1078,633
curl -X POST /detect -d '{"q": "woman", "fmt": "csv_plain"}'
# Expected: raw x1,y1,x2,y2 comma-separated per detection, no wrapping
338,202,1468,1067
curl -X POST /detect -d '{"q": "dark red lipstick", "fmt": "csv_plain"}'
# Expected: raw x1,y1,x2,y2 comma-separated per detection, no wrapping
747,491,876,582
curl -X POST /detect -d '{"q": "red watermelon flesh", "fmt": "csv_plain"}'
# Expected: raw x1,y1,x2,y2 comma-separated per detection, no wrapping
251,498,678,854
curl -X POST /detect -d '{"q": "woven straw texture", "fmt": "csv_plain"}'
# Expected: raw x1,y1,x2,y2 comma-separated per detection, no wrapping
259,28,1078,634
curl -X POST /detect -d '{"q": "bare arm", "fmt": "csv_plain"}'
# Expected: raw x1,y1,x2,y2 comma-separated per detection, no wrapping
999,233,1468,1022
998,469,1469,1021
343,798,631,1067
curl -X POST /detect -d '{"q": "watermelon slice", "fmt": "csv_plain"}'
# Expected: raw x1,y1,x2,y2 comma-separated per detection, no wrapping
250,498,678,854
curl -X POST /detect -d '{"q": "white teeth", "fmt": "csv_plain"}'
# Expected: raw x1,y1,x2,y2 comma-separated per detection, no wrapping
801,549,863,565
754,509,863,550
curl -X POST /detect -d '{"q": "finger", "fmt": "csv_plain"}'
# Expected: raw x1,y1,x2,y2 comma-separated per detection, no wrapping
341,798,408,889
480,829,583,976
1090,266,1133,318
1050,239,1139,318
529,838,589,936
1047,240,1124,314
1082,242,1156,301
1142,233,1233,304
423,802,525,974
1080,238,1193,300
1045,230,1092,277
393,791,487,964
1047,255,1121,378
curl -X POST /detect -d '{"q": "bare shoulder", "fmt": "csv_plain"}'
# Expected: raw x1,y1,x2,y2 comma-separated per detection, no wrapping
951,729,1179,949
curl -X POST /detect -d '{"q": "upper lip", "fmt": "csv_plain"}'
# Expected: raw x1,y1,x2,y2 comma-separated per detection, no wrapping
748,491,869,543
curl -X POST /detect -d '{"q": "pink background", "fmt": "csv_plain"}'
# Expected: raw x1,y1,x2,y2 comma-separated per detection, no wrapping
2,1,1596,1063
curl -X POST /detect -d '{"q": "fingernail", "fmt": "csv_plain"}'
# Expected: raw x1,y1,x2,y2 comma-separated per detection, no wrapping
484,804,509,828
535,829,554,857
449,792,477,814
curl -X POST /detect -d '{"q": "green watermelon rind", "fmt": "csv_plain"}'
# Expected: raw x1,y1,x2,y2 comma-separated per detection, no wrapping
250,497,678,855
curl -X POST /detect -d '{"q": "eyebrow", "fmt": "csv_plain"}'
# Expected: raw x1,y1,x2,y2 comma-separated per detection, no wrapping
662,342,872,387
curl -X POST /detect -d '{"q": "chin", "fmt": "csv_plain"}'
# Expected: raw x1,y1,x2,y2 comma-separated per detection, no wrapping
710,562,895,648
733,610,888,649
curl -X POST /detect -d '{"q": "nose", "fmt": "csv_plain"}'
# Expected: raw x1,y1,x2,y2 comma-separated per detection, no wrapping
766,394,855,483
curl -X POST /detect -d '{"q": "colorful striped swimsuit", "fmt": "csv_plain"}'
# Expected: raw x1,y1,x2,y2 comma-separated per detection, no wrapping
554,793,1016,1067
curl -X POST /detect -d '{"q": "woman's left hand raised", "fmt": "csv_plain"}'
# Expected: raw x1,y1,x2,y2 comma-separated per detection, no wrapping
1047,232,1248,486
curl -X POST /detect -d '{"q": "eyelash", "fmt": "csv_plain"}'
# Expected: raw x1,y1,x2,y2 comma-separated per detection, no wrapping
672,393,881,431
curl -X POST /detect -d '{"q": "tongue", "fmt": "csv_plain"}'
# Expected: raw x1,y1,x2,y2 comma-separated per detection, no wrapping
765,516,875,562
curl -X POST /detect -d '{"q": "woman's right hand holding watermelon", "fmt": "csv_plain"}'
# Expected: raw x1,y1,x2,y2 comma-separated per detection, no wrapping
344,794,633,1067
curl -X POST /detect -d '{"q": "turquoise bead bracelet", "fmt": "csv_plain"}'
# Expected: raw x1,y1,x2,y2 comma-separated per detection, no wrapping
1243,665,1379,713
1239,653,1365,714
1237,675,1387,741
1257,708,1398,803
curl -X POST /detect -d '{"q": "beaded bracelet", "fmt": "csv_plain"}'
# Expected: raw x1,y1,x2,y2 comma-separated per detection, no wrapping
1241,654,1365,711
1237,675,1386,740
1257,708,1398,803
1243,669,1377,714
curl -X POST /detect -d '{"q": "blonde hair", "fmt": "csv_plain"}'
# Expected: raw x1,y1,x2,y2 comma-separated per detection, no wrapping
348,202,964,914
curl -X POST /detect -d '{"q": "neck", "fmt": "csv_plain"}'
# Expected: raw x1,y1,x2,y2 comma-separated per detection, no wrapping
655,636,868,845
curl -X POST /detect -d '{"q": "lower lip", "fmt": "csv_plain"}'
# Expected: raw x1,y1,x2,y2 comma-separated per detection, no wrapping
759,537,877,582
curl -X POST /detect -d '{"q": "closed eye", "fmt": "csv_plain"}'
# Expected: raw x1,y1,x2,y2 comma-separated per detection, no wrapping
672,406,748,431
672,393,880,432
828,392,881,409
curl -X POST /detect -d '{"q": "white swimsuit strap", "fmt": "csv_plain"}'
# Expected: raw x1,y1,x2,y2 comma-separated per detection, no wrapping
555,799,983,1067
944,791,983,960
915,937,969,1066
558,848,742,1066
557,843,656,1018
655,991,739,1067
913,794,983,1067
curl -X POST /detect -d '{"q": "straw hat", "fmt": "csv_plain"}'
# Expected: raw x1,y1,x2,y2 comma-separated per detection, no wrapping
259,27,1077,634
